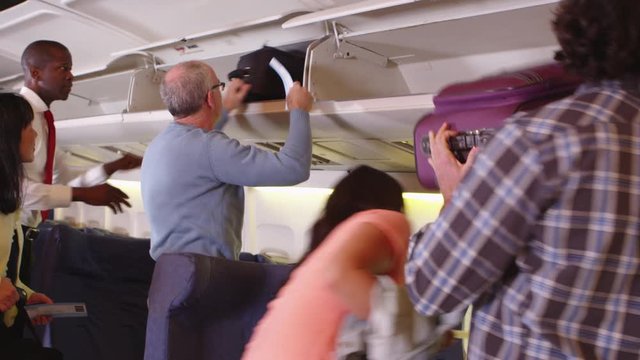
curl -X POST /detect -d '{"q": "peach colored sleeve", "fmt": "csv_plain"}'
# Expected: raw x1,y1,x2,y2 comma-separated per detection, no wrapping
242,210,410,360
354,210,411,282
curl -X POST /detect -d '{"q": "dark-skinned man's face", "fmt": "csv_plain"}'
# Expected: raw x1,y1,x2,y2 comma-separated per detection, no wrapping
33,47,73,104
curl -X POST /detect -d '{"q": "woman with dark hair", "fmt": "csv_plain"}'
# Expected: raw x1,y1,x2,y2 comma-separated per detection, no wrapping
1,93,38,315
0,93,61,359
243,165,408,359
300,165,404,263
243,166,456,359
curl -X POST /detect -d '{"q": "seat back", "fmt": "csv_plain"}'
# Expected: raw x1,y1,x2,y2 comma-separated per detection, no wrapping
31,223,154,360
144,253,293,360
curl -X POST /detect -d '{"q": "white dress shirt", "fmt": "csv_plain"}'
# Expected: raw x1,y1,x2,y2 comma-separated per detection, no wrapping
20,87,108,227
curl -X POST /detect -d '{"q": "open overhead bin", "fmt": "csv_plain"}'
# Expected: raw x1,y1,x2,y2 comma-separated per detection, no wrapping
6,0,561,174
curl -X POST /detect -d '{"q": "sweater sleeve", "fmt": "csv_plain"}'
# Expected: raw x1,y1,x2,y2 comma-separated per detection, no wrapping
209,109,311,186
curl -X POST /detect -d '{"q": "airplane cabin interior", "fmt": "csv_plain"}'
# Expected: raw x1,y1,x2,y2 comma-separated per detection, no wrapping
0,1,573,359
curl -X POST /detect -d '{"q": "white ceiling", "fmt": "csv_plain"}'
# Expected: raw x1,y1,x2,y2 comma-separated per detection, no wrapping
0,0,363,81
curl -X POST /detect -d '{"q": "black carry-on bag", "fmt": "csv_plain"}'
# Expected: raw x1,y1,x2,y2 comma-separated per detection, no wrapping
228,46,305,102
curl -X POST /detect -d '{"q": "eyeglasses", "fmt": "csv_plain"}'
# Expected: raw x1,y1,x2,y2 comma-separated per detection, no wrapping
210,82,225,92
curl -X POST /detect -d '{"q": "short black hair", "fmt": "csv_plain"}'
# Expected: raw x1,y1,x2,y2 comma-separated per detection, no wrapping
21,40,70,74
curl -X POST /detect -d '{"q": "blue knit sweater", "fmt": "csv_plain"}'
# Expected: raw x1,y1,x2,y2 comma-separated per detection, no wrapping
141,109,311,260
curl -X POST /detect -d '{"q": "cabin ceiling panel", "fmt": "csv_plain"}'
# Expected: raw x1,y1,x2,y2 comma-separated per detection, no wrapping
0,1,330,83
0,1,145,80
44,0,360,44
0,53,22,85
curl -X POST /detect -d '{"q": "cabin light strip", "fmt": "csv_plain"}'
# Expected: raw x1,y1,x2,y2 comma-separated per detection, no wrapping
251,186,443,202
248,187,333,196
106,181,442,201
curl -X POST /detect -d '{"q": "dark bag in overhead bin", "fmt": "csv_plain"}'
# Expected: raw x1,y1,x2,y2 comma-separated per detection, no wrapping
414,62,582,190
228,46,305,102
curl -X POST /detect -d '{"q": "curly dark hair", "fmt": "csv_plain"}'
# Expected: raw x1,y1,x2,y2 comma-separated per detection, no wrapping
298,165,404,264
553,0,640,81
0,93,34,214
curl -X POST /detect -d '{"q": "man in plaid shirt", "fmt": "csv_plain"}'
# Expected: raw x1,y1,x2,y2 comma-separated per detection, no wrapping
405,0,640,358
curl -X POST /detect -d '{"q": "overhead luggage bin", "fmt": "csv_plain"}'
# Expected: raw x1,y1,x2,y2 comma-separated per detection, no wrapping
300,0,561,100
282,0,559,31
1,0,565,174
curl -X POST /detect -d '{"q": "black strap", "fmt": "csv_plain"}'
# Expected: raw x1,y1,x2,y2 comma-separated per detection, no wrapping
6,229,20,283
3,229,41,345
17,299,42,346
20,225,38,287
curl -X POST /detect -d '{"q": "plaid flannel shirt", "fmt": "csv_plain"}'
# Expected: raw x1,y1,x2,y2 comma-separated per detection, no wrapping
406,80,640,359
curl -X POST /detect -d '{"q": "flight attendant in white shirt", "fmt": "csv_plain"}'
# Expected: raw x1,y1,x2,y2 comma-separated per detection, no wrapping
19,40,142,228
18,40,142,286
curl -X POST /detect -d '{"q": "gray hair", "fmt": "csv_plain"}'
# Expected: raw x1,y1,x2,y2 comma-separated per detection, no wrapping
160,61,215,118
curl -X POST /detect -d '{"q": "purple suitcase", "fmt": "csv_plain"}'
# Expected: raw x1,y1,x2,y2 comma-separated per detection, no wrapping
414,63,582,190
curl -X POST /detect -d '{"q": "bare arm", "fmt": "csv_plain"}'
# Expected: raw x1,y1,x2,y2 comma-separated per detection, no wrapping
0,277,19,312
103,153,143,177
222,78,251,111
325,223,395,319
72,183,131,213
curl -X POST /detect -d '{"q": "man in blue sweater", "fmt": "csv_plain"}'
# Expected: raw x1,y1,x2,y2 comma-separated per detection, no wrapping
141,60,313,260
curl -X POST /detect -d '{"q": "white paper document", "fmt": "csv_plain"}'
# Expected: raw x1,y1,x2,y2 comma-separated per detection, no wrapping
268,57,294,98
25,302,88,319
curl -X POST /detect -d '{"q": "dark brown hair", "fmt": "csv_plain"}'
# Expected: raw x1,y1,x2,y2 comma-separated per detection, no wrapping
553,0,640,81
299,165,404,263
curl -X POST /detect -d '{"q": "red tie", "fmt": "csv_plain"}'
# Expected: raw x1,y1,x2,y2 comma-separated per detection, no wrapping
41,110,56,222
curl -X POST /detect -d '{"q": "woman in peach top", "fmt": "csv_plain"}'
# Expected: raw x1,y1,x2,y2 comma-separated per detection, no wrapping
242,166,410,359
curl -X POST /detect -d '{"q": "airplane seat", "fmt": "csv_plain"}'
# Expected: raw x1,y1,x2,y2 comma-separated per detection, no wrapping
31,222,155,360
144,253,293,360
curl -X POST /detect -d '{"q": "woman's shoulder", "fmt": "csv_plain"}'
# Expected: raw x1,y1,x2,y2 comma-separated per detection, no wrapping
0,210,21,240
347,209,408,231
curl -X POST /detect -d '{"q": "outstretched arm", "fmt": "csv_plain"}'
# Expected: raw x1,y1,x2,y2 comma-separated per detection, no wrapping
72,183,131,213
22,178,73,211
215,78,252,130
210,82,313,186
325,222,394,319
103,153,143,177
222,78,252,112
